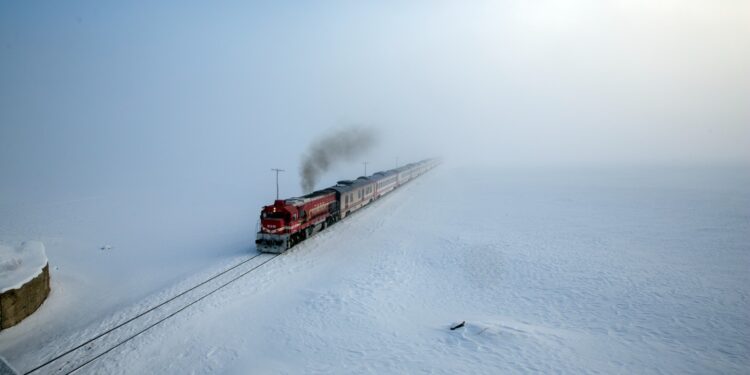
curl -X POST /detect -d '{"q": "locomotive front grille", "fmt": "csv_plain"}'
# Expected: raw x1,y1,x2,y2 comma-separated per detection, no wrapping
255,232,290,253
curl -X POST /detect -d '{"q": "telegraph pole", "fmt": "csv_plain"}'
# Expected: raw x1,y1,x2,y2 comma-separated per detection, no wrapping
363,161,369,176
271,168,284,200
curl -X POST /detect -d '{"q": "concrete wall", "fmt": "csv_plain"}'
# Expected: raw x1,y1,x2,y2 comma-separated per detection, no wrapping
0,264,50,330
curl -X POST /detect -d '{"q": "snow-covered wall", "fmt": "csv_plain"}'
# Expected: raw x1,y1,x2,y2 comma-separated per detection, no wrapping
0,242,47,294
0,241,50,330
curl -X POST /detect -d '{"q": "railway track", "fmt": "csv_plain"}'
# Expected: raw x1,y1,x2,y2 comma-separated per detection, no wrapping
19,164,439,374
24,252,281,375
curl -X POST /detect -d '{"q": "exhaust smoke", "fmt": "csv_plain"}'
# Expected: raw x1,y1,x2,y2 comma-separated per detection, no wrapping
300,126,379,193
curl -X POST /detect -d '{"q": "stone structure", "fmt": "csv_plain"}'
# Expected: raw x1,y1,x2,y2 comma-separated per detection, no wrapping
0,264,50,330
0,241,50,331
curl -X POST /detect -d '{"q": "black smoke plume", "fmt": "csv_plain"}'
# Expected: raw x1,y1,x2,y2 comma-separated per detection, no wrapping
300,126,379,193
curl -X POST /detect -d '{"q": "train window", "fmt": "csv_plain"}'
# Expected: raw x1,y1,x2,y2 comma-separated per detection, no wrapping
265,212,287,219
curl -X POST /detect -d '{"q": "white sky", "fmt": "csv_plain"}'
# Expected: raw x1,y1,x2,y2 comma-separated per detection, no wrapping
1,0,748,198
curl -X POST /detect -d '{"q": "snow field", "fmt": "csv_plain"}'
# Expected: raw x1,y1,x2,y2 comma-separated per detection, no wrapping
2,165,748,374
0,184,258,368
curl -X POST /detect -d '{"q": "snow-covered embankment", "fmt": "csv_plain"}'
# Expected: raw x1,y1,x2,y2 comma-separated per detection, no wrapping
0,241,50,330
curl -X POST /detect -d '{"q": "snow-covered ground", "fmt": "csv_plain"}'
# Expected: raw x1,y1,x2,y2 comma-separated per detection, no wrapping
1,165,749,374
0,241,47,294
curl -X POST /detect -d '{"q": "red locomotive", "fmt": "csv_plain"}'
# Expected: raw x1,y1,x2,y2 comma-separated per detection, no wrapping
256,190,339,250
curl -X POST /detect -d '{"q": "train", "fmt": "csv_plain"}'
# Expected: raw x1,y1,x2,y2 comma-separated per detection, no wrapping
255,158,439,253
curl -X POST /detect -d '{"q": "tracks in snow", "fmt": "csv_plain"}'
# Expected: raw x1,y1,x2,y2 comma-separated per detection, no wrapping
21,170,438,374
24,253,280,375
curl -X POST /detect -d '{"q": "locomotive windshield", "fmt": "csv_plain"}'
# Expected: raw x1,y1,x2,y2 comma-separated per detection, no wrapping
262,212,288,220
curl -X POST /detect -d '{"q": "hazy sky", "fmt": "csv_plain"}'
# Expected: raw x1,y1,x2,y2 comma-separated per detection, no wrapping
1,0,749,198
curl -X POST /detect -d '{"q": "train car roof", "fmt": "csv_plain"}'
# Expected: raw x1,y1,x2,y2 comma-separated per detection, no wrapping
285,188,336,205
328,177,374,194
373,172,397,179
373,170,398,177
369,170,398,182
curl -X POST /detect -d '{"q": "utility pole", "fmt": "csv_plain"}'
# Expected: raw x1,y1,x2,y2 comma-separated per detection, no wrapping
363,161,369,176
271,168,284,200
